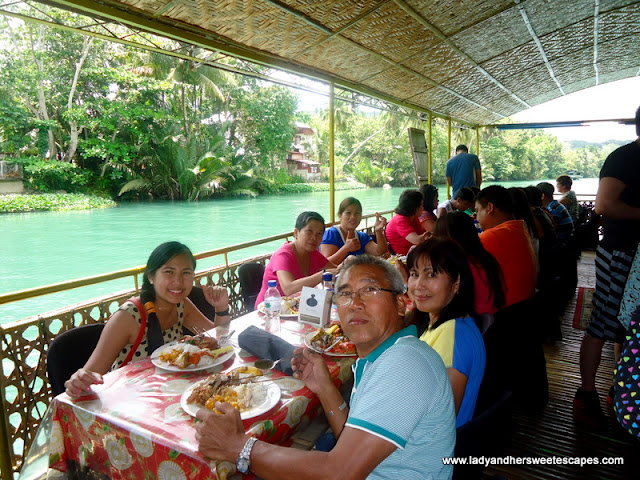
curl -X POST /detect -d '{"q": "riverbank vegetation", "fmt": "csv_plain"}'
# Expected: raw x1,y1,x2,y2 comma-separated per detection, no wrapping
0,9,624,205
0,193,116,213
0,181,364,213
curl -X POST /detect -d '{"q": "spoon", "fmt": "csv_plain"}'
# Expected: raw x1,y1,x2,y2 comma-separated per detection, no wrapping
254,355,296,370
324,338,343,353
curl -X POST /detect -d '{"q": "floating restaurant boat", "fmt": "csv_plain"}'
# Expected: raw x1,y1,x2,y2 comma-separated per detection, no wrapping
2,0,640,478
5,203,638,480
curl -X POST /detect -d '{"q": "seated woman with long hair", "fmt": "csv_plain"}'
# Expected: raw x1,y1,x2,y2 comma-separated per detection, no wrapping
65,241,231,397
406,237,486,427
320,197,388,265
434,211,505,333
255,211,338,307
385,189,429,256
418,184,439,234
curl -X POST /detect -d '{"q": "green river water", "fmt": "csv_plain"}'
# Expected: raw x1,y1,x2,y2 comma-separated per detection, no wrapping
2,179,599,324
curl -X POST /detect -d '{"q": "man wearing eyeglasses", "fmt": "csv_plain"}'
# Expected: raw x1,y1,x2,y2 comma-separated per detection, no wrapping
195,254,455,479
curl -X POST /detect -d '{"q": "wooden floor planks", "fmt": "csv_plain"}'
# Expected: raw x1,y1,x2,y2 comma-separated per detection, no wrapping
484,252,640,479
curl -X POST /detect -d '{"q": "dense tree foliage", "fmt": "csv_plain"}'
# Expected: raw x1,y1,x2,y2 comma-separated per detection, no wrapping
0,13,299,199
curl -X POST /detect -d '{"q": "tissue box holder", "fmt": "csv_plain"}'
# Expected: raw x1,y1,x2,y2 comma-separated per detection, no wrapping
298,286,332,328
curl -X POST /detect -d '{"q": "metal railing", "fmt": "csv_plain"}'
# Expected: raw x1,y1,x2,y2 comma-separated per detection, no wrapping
0,212,390,479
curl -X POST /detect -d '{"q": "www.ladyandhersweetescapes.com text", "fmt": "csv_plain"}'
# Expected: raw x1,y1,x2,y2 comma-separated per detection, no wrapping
442,455,624,468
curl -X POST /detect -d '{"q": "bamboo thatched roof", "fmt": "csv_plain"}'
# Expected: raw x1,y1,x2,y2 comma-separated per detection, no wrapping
37,0,640,125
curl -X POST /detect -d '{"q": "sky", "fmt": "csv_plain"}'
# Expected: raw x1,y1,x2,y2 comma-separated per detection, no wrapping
512,76,640,143
293,75,640,144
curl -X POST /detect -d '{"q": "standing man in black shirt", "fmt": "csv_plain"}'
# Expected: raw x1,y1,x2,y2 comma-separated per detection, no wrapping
574,106,640,428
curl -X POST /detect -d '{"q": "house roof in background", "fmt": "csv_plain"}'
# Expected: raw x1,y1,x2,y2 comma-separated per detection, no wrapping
289,158,320,166
295,123,315,135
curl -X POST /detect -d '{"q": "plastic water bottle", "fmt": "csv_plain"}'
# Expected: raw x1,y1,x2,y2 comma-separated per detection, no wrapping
264,280,281,334
330,303,339,323
322,272,334,291
323,273,339,323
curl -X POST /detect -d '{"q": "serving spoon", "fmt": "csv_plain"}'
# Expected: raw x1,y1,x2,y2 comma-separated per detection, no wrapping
254,354,298,370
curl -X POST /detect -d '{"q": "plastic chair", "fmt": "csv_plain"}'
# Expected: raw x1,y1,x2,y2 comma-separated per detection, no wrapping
47,323,105,396
481,299,548,414
238,262,265,311
453,390,513,480
187,285,216,320
574,207,600,251
383,227,396,255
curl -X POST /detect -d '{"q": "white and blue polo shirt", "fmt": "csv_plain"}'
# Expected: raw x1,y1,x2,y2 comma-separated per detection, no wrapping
345,325,455,479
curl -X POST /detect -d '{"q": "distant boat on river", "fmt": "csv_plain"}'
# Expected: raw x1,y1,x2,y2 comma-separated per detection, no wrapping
565,170,583,180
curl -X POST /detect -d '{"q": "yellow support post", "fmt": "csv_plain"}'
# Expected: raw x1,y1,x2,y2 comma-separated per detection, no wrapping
329,81,335,223
476,126,480,157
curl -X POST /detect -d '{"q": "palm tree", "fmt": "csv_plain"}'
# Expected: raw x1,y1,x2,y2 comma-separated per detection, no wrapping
118,124,233,200
131,49,237,140
320,99,355,134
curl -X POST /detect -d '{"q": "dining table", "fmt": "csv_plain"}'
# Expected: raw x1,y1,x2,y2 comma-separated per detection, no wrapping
20,311,356,480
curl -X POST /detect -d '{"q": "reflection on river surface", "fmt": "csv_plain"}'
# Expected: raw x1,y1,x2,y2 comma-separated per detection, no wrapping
1,179,599,323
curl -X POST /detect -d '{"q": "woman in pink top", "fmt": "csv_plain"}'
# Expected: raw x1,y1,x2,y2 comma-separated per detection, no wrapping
255,211,339,308
385,189,429,256
434,211,505,333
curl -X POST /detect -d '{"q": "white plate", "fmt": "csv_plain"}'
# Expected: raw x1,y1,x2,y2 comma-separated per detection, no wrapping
256,302,299,320
304,331,357,357
180,378,281,419
151,342,235,372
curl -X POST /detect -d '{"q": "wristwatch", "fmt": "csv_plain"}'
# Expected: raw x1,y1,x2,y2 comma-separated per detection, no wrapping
236,436,258,474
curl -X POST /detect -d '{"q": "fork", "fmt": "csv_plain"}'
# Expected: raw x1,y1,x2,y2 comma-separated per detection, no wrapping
191,326,235,345
218,330,235,345
191,326,216,340
190,326,209,337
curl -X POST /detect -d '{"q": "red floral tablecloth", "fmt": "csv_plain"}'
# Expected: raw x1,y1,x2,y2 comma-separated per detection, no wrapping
47,314,355,479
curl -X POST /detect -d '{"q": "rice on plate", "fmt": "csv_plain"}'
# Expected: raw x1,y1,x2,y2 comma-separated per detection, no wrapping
156,342,231,369
186,372,267,413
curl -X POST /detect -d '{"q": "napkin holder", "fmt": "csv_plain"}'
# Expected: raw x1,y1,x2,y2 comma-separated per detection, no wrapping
298,286,332,328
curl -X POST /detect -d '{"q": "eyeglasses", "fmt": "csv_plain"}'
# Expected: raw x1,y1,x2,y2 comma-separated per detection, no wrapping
334,286,399,306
